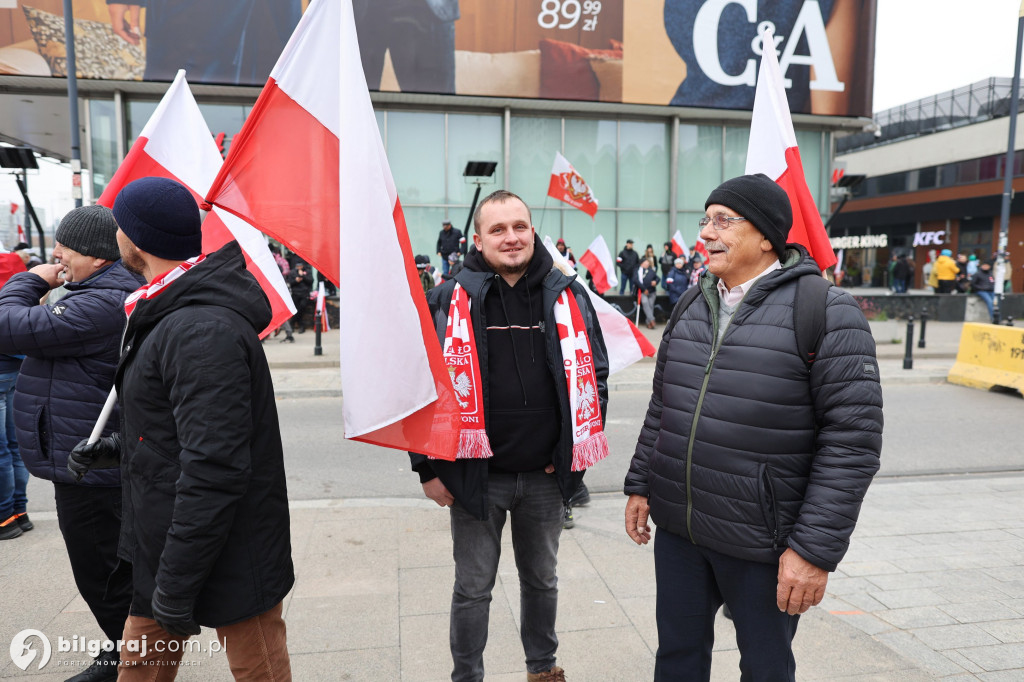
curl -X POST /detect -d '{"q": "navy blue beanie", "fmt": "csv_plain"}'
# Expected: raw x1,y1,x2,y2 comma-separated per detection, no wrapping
112,177,202,260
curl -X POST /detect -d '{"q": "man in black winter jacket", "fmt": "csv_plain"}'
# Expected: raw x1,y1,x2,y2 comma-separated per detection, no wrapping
68,177,293,680
411,190,609,682
436,219,467,276
0,204,141,680
616,239,639,295
623,175,883,681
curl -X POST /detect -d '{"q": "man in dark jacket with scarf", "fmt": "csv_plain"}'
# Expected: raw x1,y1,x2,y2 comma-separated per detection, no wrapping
623,175,883,681
68,177,293,679
0,204,141,680
411,190,609,682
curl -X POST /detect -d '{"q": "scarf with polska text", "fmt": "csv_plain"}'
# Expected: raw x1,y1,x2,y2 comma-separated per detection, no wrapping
554,289,610,471
440,283,493,460
123,254,206,321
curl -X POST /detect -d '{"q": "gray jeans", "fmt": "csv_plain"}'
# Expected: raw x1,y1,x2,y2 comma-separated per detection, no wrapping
448,470,565,681
642,291,657,322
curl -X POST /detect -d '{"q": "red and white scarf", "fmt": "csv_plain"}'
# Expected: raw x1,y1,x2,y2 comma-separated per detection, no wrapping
124,254,206,321
554,290,610,471
442,284,493,460
438,282,609,471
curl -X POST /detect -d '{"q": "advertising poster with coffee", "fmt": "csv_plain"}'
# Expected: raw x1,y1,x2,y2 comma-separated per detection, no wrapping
0,0,874,116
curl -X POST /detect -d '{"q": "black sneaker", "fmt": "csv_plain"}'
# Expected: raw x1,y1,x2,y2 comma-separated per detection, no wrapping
562,506,574,530
16,512,33,532
65,649,119,681
569,483,590,507
0,514,22,540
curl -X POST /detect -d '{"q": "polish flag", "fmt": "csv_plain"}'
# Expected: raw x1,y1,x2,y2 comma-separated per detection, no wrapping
693,235,709,262
547,152,599,218
543,237,655,374
669,229,690,259
577,234,618,294
96,71,295,337
315,281,331,332
11,203,25,244
745,26,836,271
206,0,460,460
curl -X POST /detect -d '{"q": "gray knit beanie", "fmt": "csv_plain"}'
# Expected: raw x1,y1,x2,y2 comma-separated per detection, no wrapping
55,205,121,261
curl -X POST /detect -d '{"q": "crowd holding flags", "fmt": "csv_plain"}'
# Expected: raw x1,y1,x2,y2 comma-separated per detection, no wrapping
86,0,838,458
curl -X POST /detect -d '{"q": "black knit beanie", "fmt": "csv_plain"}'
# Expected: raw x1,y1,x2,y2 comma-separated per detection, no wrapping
112,177,202,260
705,174,792,258
54,205,121,261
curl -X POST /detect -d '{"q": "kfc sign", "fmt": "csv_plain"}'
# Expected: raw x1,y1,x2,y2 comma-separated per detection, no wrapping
912,231,946,247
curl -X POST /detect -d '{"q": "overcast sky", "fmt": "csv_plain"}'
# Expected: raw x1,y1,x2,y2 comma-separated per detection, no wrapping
873,0,1023,112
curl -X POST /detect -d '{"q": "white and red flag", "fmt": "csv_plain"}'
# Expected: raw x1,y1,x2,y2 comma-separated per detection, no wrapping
745,27,837,271
10,203,25,244
96,71,295,337
669,229,690,259
547,152,599,218
206,0,460,460
543,237,655,374
315,281,331,332
577,234,618,294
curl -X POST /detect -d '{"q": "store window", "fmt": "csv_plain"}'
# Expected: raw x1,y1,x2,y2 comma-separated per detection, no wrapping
618,120,669,210
88,99,119,200
447,113,502,208
386,111,445,206
958,217,993,261
677,124,722,214
509,116,561,210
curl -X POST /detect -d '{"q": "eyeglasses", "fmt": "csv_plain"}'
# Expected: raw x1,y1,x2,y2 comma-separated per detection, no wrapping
699,214,747,231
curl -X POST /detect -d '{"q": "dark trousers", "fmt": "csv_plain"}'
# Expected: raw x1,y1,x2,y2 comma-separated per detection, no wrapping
291,293,310,331
654,528,799,682
53,482,133,644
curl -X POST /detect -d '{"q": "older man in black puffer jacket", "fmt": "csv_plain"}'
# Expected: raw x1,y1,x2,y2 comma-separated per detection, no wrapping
623,174,883,682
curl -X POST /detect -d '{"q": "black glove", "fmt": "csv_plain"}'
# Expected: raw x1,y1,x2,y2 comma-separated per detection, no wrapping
67,433,122,482
151,587,201,638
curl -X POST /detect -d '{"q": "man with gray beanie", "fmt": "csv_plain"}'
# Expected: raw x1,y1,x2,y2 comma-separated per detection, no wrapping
623,174,883,680
0,203,143,681
67,176,293,679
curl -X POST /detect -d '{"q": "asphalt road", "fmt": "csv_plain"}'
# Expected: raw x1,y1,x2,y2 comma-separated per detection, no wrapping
274,381,1024,502
22,381,1022,513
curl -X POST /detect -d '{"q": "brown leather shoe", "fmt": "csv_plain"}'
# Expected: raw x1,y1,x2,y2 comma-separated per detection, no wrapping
526,666,565,681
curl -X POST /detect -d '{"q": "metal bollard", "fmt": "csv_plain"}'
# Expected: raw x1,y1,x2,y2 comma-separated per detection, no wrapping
1007,316,1015,327
903,316,914,370
314,311,323,356
918,307,928,349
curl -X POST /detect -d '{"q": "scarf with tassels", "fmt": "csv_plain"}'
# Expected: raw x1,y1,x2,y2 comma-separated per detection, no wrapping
554,289,610,471
442,283,493,460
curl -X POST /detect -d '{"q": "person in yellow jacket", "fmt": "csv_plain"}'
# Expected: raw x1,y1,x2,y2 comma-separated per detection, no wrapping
933,249,960,294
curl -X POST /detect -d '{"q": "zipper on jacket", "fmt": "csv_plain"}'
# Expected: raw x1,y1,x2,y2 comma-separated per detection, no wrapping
761,464,780,551
684,285,720,543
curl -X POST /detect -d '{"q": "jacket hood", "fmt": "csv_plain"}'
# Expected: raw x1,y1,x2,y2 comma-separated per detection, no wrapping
125,241,272,335
65,260,146,295
463,233,554,289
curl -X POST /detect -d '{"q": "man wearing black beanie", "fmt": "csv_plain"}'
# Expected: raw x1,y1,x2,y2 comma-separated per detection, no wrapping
0,203,143,680
68,177,293,679
624,174,883,680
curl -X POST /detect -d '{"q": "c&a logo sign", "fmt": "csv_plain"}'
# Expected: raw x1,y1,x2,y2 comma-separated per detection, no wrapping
10,629,52,670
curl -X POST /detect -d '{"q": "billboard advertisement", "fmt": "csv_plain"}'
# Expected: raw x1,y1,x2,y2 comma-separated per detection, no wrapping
0,0,875,116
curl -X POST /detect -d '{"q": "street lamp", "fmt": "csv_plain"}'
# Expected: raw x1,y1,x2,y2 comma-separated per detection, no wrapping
462,161,497,236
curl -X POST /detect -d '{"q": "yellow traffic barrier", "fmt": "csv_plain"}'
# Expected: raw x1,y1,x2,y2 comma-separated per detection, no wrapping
947,322,1024,393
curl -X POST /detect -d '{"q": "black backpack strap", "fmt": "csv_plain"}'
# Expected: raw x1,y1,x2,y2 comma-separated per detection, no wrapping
665,285,703,336
794,274,832,370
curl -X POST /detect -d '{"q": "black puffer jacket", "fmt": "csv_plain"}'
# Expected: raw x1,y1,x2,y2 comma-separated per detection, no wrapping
115,242,293,627
410,237,609,520
624,247,883,571
0,262,143,486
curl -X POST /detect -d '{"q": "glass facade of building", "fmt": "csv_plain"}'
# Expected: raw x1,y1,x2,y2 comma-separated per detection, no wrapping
87,100,833,271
